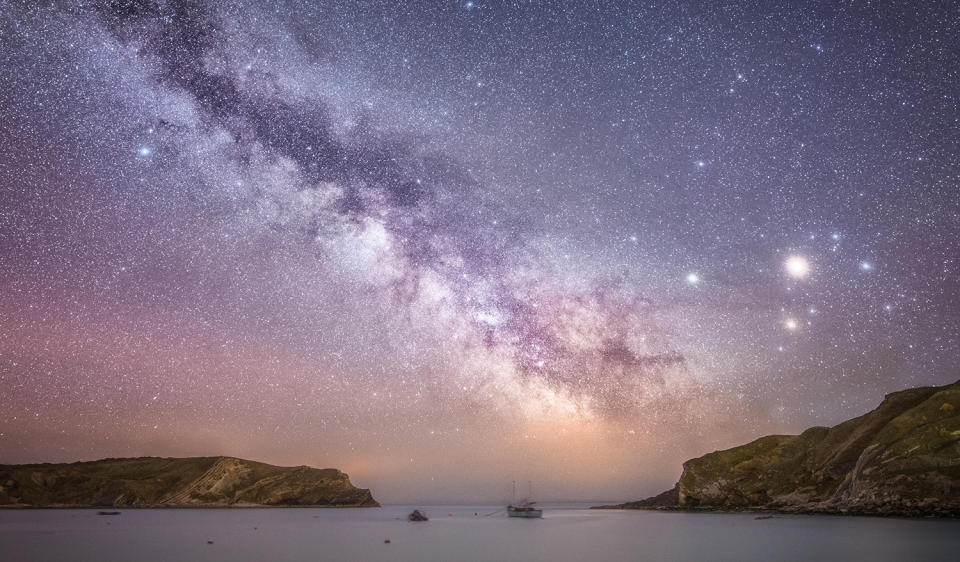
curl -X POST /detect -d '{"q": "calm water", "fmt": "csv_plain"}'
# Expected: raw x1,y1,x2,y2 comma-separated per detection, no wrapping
1,504,958,561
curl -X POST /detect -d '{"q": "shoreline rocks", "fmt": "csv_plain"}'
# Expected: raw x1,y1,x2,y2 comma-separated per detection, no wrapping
0,456,379,508
596,379,960,518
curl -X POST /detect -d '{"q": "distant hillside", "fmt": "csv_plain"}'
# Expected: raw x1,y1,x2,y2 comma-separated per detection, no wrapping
0,456,379,508
599,379,960,517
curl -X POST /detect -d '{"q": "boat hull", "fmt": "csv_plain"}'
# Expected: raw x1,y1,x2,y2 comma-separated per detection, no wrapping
507,508,542,518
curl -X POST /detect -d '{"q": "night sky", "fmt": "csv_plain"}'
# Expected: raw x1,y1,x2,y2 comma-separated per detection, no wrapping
1,1,958,502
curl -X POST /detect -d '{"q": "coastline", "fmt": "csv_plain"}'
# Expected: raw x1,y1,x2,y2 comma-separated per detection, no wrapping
0,502,380,509
590,504,960,519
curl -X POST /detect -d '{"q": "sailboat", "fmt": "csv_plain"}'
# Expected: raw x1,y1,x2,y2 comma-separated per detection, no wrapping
507,481,543,518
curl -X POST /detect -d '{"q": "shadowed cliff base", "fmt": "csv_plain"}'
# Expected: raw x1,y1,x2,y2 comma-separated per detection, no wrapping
596,379,960,517
0,456,379,508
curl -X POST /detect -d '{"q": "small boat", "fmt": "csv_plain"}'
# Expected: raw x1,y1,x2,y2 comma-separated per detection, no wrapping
507,502,542,518
97,511,121,516
507,481,542,518
408,509,429,521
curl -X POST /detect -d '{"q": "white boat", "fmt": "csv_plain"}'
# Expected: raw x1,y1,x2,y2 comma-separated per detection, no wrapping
507,481,543,518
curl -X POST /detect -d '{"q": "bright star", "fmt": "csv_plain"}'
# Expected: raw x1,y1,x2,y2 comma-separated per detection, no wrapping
686,273,699,285
860,261,873,271
784,318,798,331
138,146,151,157
785,255,810,278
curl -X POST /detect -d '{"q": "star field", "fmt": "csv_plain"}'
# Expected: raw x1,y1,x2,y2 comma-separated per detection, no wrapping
0,0,958,502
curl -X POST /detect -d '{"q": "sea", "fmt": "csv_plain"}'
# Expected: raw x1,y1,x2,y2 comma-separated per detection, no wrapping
1,503,959,561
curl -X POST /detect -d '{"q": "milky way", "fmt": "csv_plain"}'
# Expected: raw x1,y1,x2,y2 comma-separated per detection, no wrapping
1,1,958,501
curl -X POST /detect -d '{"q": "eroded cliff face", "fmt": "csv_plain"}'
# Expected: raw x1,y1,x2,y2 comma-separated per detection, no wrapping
0,456,379,508
612,379,960,517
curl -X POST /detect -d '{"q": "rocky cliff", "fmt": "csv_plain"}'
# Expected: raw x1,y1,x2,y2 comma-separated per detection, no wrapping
0,456,379,508
602,379,960,517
